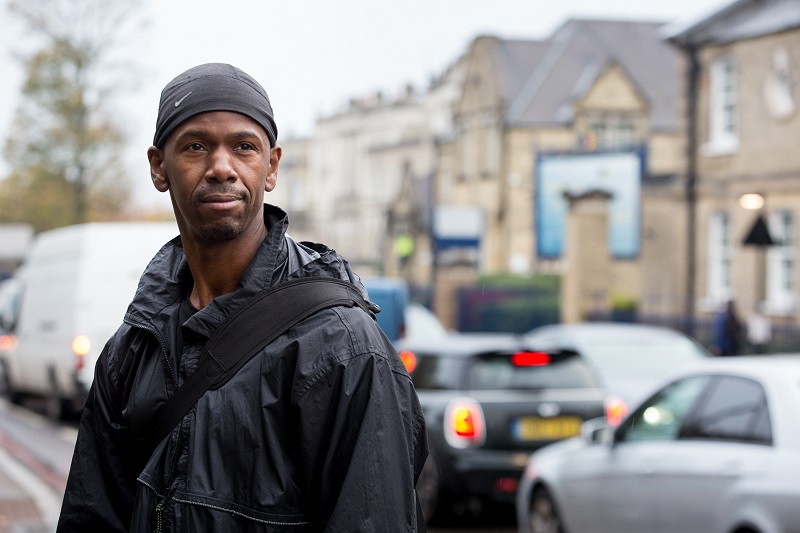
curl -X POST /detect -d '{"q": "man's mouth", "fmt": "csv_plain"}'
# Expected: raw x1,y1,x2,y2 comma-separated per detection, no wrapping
199,193,243,210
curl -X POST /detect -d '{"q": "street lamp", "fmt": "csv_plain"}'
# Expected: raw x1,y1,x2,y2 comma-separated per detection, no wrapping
739,193,765,211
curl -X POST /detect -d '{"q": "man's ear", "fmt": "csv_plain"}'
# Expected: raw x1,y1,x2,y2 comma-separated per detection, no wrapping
265,144,282,192
148,146,170,192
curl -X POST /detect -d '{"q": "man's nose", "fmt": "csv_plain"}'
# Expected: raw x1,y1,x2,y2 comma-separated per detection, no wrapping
205,147,238,182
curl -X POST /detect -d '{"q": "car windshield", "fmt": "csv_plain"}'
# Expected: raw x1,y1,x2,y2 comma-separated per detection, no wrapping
580,335,709,380
468,355,598,391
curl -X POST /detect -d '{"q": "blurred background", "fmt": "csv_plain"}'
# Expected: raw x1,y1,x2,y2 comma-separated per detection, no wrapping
0,0,798,530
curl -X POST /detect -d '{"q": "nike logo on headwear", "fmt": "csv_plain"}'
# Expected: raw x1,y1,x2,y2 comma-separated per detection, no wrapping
174,92,193,107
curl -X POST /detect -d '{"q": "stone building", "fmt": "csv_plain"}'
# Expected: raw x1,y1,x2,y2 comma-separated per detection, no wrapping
304,59,465,280
433,19,687,320
268,136,315,243
669,0,800,326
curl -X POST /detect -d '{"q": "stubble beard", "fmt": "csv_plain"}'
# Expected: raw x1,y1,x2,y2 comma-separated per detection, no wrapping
190,188,255,243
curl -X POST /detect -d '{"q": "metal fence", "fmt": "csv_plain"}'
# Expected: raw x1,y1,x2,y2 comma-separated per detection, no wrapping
453,284,800,354
588,310,800,355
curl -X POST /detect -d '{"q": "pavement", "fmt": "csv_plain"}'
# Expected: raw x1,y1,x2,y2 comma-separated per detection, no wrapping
0,464,50,532
0,422,65,532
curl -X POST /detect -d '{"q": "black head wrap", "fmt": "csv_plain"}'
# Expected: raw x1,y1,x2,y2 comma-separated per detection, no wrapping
153,63,278,148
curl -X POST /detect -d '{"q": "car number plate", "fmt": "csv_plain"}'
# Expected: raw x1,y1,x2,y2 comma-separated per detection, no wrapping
512,416,582,441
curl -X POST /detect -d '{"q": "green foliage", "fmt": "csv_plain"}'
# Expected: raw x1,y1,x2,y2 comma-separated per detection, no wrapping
0,0,141,232
611,293,638,311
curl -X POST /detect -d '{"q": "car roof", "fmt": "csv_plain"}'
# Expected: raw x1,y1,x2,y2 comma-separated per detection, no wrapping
527,322,692,340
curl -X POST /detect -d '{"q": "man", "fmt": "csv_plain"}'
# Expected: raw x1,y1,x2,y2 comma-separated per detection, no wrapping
57,63,428,532
712,299,743,356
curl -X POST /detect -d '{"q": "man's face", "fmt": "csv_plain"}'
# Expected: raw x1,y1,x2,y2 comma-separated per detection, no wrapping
148,111,280,243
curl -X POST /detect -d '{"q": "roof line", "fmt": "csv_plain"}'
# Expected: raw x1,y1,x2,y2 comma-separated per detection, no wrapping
666,0,754,45
505,24,576,125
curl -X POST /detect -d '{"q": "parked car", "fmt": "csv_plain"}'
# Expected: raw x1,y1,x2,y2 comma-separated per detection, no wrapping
0,221,178,419
0,278,23,400
524,322,712,425
516,355,800,533
396,333,607,523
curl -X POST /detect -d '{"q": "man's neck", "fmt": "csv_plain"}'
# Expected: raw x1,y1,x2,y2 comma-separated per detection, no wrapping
183,225,268,309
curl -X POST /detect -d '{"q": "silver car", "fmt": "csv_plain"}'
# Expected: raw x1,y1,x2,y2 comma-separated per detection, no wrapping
516,355,800,533
525,323,712,425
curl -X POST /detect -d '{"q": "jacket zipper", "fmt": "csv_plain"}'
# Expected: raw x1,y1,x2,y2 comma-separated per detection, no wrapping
155,500,163,533
124,317,178,387
154,423,183,533
124,317,182,532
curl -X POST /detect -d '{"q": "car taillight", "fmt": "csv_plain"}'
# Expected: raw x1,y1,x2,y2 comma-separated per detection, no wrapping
0,335,17,351
605,397,629,427
494,477,518,493
511,351,550,366
72,335,91,370
445,398,486,448
399,350,417,373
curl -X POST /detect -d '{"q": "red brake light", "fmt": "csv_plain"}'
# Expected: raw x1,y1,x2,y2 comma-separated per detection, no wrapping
494,477,518,493
512,351,550,366
399,350,417,373
445,398,486,448
606,397,629,427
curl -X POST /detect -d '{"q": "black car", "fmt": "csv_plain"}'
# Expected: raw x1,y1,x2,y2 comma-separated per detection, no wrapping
397,333,606,522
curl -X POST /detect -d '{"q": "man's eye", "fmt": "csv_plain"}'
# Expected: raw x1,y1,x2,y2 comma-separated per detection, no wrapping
238,142,255,151
188,143,204,151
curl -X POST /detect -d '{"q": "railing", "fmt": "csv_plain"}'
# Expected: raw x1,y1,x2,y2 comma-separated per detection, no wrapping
450,283,800,354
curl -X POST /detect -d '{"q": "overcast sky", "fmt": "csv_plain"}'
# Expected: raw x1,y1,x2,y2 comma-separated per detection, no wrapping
0,0,731,209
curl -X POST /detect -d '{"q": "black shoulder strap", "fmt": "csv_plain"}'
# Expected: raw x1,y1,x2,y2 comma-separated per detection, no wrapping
145,277,372,448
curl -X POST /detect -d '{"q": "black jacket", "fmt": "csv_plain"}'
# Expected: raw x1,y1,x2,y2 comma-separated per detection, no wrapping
57,205,428,532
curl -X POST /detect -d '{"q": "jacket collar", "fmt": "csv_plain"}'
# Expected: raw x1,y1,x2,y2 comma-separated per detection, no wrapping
125,204,290,339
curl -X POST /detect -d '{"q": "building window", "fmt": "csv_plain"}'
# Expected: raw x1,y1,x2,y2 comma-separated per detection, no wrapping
767,210,795,313
589,115,636,149
706,55,738,153
708,211,732,304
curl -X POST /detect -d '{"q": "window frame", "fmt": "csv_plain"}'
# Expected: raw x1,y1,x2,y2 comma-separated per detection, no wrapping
615,375,711,443
707,210,733,306
679,375,773,446
703,54,739,155
767,209,796,315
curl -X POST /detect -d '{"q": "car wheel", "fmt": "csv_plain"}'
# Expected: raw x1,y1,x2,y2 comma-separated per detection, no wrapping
416,453,439,523
45,394,66,422
529,486,564,533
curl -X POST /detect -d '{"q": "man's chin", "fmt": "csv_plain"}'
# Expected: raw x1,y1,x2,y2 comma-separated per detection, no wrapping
196,221,244,242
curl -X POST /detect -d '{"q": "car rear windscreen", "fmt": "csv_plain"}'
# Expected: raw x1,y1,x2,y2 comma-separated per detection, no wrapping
466,354,599,390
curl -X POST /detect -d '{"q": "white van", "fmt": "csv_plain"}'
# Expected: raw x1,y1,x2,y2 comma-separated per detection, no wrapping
0,221,178,419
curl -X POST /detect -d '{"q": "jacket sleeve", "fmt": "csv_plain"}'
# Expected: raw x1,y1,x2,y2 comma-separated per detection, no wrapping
56,334,143,532
295,344,428,532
